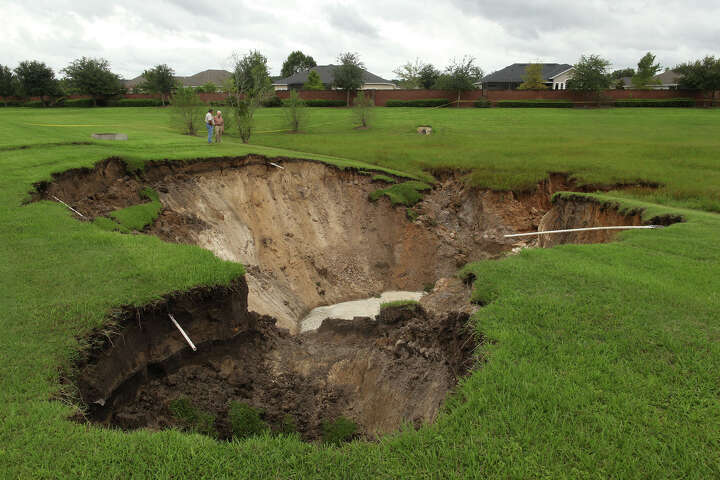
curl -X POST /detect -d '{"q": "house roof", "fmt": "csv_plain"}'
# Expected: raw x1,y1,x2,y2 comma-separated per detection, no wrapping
653,70,682,85
122,69,232,88
181,69,232,87
273,65,393,86
481,63,574,83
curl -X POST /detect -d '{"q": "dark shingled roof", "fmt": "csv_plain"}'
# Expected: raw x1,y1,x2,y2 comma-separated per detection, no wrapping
481,63,573,83
653,70,682,85
274,65,393,86
122,69,231,88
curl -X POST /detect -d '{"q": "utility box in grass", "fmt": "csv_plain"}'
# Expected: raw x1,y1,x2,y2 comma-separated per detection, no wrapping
92,133,128,140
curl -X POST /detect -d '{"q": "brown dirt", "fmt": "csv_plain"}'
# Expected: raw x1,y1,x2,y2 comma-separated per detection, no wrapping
33,156,604,333
74,278,478,442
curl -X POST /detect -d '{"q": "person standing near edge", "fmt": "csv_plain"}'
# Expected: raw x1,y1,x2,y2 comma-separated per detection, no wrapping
204,108,214,144
214,110,224,143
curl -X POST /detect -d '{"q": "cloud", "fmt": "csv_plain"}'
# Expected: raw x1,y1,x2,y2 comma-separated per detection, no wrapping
327,4,378,38
0,0,718,80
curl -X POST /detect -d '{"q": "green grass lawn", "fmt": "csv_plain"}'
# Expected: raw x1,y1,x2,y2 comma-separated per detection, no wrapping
1,106,719,478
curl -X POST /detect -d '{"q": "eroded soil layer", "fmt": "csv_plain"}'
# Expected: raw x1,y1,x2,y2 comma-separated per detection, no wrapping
33,155,669,333
74,278,478,441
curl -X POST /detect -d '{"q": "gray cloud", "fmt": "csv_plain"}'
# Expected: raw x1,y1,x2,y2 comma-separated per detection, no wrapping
1,0,718,80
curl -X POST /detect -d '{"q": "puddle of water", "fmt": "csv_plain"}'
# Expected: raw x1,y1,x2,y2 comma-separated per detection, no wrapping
300,291,425,333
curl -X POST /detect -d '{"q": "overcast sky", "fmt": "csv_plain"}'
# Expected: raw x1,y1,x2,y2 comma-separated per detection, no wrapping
2,0,719,80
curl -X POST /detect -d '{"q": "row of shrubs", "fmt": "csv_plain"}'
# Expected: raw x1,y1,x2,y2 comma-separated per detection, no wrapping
2,97,700,109
3,97,165,108
613,98,696,107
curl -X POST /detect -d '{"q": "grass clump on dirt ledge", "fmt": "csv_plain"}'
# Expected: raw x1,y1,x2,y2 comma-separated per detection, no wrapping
108,187,162,231
169,397,217,437
228,401,269,439
369,181,432,206
321,417,358,445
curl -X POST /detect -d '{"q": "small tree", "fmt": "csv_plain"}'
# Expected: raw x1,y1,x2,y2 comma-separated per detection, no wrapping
435,56,483,107
631,52,662,89
611,68,635,80
281,51,317,78
393,59,424,89
62,57,121,106
353,90,374,128
303,70,324,90
230,50,273,143
333,52,365,106
517,63,548,90
14,60,59,106
418,64,440,89
566,54,611,99
141,64,175,105
0,65,16,106
676,56,720,105
170,86,205,135
283,89,307,132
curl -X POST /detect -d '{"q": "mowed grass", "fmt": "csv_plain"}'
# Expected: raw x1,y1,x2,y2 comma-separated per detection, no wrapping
0,107,719,478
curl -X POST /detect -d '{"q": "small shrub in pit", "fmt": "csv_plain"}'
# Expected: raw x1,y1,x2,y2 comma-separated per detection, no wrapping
228,401,268,439
280,414,298,434
168,397,217,437
322,417,358,445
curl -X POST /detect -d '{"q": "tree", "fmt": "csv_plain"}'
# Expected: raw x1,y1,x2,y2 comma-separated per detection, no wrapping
333,52,365,106
631,52,662,89
196,82,218,94
61,57,121,106
517,63,548,90
283,89,308,133
434,56,483,107
230,50,273,143
170,86,205,135
353,91,374,128
566,54,611,98
281,51,317,78
611,68,635,80
393,59,424,89
303,70,324,90
0,65,17,106
676,56,720,104
14,60,59,106
141,64,175,105
418,64,440,89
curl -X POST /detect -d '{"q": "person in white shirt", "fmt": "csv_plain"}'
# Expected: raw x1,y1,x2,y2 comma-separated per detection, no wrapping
204,109,214,144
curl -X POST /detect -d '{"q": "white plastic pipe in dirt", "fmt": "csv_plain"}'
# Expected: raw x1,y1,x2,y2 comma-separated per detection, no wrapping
52,195,85,218
268,162,285,169
168,314,197,351
504,225,663,238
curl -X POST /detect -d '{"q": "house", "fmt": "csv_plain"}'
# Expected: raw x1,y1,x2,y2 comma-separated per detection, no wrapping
272,65,397,91
649,70,682,90
477,63,574,90
122,69,232,91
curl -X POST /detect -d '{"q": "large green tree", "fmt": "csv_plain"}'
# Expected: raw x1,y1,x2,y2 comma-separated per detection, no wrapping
566,54,611,98
14,60,59,106
231,50,273,143
302,70,324,90
434,56,483,106
141,64,175,105
517,63,548,90
62,57,121,106
281,51,317,78
676,56,720,104
333,52,365,106
393,59,424,89
631,52,662,89
0,65,17,106
418,64,440,89
611,68,635,80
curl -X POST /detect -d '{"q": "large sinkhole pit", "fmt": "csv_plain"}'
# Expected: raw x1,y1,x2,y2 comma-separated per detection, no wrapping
37,155,681,441
73,279,479,441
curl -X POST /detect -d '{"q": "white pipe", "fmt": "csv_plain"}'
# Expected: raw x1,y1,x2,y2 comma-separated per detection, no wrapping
52,195,85,218
504,225,663,238
168,314,197,351
268,162,285,169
